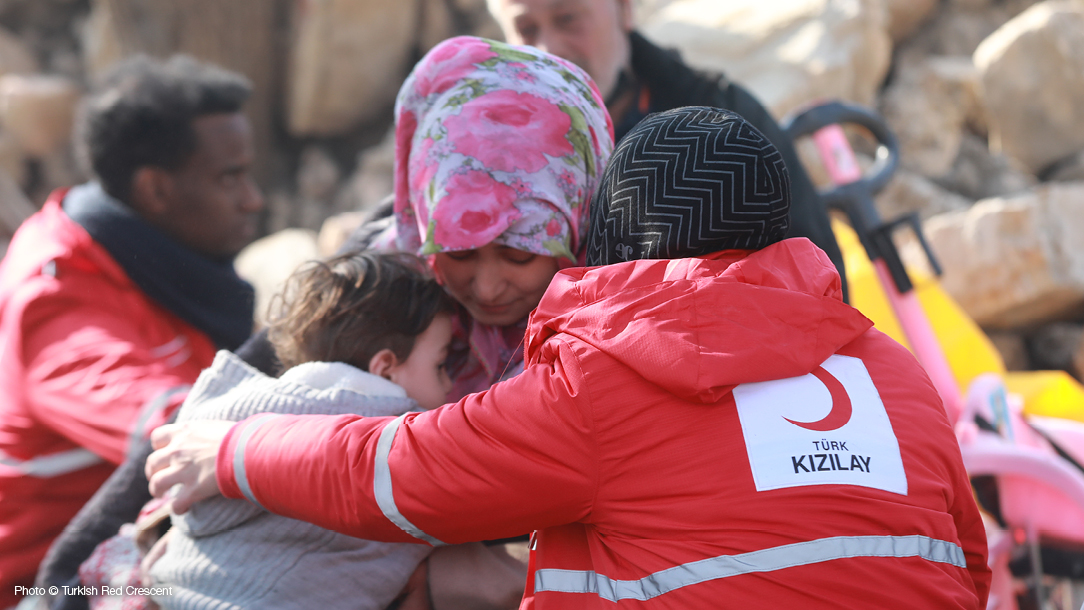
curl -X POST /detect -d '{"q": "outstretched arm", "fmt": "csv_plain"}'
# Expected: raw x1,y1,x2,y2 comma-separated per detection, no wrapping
149,340,597,545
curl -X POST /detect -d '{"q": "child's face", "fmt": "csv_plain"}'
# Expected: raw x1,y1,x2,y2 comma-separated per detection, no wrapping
387,314,454,410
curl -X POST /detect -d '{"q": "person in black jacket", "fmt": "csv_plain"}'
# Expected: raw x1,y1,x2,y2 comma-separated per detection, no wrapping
487,0,848,299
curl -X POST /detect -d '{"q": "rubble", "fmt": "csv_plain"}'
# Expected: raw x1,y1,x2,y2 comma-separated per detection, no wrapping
933,133,1037,201
234,228,320,327
0,74,79,157
919,182,1084,329
973,0,1084,174
880,56,978,178
883,0,939,42
640,0,892,118
875,168,972,221
1026,322,1084,379
0,25,37,77
286,0,418,136
986,331,1031,371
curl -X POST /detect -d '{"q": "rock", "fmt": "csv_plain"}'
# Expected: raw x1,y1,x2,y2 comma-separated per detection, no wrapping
933,133,1037,200
38,147,85,198
297,197,333,233
917,181,1084,329
973,0,1084,174
883,0,938,42
986,331,1031,371
286,0,418,136
881,56,982,178
466,11,504,41
0,131,25,186
1046,150,1084,182
296,146,341,203
46,46,83,81
450,0,488,12
794,137,833,189
84,0,283,184
234,228,320,327
635,0,678,23
336,129,396,216
641,0,892,119
0,74,80,157
897,0,1042,59
0,165,35,236
1026,322,1084,374
950,0,992,9
931,56,989,137
264,190,296,235
875,169,972,221
317,211,366,258
1075,331,1084,380
0,25,38,77
80,0,125,79
419,0,456,54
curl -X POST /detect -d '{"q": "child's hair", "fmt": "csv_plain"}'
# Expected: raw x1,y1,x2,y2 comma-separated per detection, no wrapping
267,250,456,372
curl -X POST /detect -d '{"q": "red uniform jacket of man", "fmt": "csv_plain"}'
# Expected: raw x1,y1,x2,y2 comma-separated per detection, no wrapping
0,193,215,604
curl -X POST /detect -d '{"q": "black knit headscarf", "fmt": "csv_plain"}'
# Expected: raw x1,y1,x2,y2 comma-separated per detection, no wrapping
586,107,791,266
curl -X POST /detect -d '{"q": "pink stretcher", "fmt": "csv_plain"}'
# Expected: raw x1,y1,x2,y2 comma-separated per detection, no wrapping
783,102,1084,610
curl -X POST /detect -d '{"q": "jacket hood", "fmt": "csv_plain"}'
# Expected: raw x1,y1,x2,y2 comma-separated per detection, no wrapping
0,196,129,296
525,238,873,403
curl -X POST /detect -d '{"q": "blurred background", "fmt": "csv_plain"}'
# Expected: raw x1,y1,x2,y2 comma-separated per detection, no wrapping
0,0,1081,383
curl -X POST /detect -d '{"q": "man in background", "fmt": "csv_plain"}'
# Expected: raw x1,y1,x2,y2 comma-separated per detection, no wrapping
486,0,849,299
0,54,262,605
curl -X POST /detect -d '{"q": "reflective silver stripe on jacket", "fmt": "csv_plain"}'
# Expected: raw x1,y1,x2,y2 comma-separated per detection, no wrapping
374,414,445,546
0,447,103,478
0,386,191,478
232,413,281,509
535,535,966,602
150,335,191,368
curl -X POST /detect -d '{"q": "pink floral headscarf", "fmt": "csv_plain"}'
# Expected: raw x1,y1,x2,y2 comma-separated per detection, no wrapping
386,37,614,400
394,36,614,263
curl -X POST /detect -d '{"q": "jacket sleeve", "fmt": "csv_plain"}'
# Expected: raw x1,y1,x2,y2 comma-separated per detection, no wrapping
219,340,598,545
35,419,167,605
948,456,992,606
21,297,195,465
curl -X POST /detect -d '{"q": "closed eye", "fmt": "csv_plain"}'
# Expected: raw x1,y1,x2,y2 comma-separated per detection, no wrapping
444,249,477,261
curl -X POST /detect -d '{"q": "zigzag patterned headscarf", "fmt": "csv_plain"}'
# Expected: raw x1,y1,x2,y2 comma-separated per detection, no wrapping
586,107,790,266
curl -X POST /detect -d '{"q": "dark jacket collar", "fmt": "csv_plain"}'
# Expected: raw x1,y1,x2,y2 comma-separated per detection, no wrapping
63,182,254,350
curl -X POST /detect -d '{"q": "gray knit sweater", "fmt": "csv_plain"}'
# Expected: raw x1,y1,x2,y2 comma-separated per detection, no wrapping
150,350,432,610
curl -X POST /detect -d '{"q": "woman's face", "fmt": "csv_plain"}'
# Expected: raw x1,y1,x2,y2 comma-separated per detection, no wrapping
434,244,560,327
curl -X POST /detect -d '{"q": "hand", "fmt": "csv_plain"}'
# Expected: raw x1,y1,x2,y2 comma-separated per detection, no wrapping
145,421,235,514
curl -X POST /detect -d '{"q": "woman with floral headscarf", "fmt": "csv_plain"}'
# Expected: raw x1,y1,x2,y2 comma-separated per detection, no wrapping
384,35,613,401
364,35,613,608
39,36,612,610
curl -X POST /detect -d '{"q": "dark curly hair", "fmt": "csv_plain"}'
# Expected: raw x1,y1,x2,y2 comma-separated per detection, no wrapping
267,251,456,372
76,54,252,204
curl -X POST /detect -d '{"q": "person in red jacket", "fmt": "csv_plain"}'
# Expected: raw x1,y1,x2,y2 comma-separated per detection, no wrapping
147,107,990,609
0,55,263,606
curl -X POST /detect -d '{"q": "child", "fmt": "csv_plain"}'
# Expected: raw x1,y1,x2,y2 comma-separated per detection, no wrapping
148,250,456,610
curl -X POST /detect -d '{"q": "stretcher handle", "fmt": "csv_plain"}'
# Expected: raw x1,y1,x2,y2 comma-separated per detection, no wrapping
782,102,922,293
782,101,900,197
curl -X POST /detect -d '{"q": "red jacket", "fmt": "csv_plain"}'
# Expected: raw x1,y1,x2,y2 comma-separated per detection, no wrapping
219,238,990,609
0,193,215,604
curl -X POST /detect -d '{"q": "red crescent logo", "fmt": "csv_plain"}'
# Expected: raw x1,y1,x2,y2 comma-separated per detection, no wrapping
784,366,853,432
